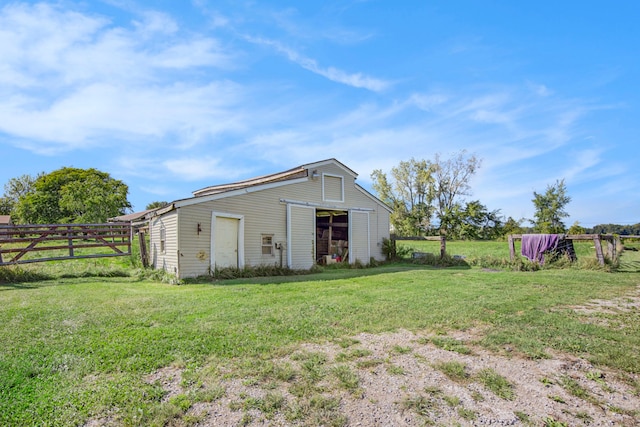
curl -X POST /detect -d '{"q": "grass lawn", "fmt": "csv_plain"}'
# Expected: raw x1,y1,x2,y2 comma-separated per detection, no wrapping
1,241,639,425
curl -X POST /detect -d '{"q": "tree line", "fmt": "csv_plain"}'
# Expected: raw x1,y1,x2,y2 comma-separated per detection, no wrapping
370,151,611,239
589,223,640,235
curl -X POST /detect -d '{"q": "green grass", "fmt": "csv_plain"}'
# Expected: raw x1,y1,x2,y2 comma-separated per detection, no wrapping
1,250,639,425
426,335,473,355
476,368,515,400
432,361,469,382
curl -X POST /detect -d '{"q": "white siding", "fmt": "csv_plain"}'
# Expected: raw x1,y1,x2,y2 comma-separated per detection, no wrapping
287,204,315,269
150,211,179,275
349,211,370,264
371,203,390,261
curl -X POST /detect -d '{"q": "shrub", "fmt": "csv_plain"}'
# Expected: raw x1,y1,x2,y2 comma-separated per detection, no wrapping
410,252,469,268
200,264,317,281
381,238,412,260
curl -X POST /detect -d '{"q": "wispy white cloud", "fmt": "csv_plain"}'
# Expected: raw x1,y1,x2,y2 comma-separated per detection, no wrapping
133,10,179,36
0,81,246,153
408,93,449,111
163,156,251,181
526,81,553,97
0,2,240,154
245,36,390,92
228,80,614,226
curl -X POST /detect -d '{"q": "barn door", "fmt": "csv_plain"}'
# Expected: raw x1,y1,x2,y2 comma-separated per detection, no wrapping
212,214,244,269
287,204,315,269
349,211,370,264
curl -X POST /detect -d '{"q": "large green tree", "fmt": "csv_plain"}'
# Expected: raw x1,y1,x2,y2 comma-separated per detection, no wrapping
13,167,131,224
531,179,571,234
371,151,482,236
453,200,503,240
432,150,481,236
371,158,435,236
502,216,526,235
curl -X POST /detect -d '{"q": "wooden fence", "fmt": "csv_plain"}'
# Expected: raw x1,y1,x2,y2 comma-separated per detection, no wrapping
390,235,447,259
0,223,131,265
508,234,618,266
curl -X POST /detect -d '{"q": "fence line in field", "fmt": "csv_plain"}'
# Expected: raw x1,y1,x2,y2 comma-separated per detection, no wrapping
508,234,620,266
390,235,447,259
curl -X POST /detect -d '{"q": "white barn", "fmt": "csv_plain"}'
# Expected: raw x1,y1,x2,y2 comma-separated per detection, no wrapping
147,159,392,279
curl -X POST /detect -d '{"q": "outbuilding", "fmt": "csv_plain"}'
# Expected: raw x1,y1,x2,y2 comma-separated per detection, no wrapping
148,159,391,278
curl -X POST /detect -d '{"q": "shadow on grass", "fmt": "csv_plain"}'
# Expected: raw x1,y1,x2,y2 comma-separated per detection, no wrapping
0,281,42,290
617,261,640,273
1,259,473,289
184,261,472,287
0,264,135,289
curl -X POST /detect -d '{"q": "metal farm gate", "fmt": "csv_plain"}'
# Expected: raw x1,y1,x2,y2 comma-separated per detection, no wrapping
0,223,131,265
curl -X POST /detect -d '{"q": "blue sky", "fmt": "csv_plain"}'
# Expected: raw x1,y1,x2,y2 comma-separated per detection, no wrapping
1,1,638,227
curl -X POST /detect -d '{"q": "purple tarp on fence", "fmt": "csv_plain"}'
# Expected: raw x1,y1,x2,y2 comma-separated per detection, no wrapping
521,234,559,263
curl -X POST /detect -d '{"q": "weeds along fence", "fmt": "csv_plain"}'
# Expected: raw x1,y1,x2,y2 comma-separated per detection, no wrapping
390,235,447,259
0,223,131,265
508,234,623,266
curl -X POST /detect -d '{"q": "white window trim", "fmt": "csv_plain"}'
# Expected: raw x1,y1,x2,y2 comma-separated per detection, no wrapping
322,173,344,202
159,225,166,254
261,234,275,256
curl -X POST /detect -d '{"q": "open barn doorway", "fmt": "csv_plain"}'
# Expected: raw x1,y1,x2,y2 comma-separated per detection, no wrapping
316,209,349,264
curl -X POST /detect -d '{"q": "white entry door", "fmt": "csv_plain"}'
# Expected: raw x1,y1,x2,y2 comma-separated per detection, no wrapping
213,216,239,268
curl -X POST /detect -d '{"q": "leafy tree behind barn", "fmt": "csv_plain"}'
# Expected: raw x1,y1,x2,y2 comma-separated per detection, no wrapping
145,201,169,210
371,158,434,236
371,151,494,239
431,151,482,236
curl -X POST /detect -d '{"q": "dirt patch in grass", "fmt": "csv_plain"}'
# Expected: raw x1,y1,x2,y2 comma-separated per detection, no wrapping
569,285,640,315
146,330,638,427
144,365,185,402
133,289,640,426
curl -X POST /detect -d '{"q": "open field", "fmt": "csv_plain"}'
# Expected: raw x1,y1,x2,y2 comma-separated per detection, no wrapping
1,241,639,426
398,238,640,273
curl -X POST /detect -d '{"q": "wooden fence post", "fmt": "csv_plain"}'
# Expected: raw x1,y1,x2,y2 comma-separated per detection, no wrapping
606,237,616,261
508,235,515,261
593,235,605,266
138,231,149,268
67,226,74,257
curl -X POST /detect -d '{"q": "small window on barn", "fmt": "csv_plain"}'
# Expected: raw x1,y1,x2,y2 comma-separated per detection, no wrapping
160,226,166,254
323,174,344,202
261,234,274,255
